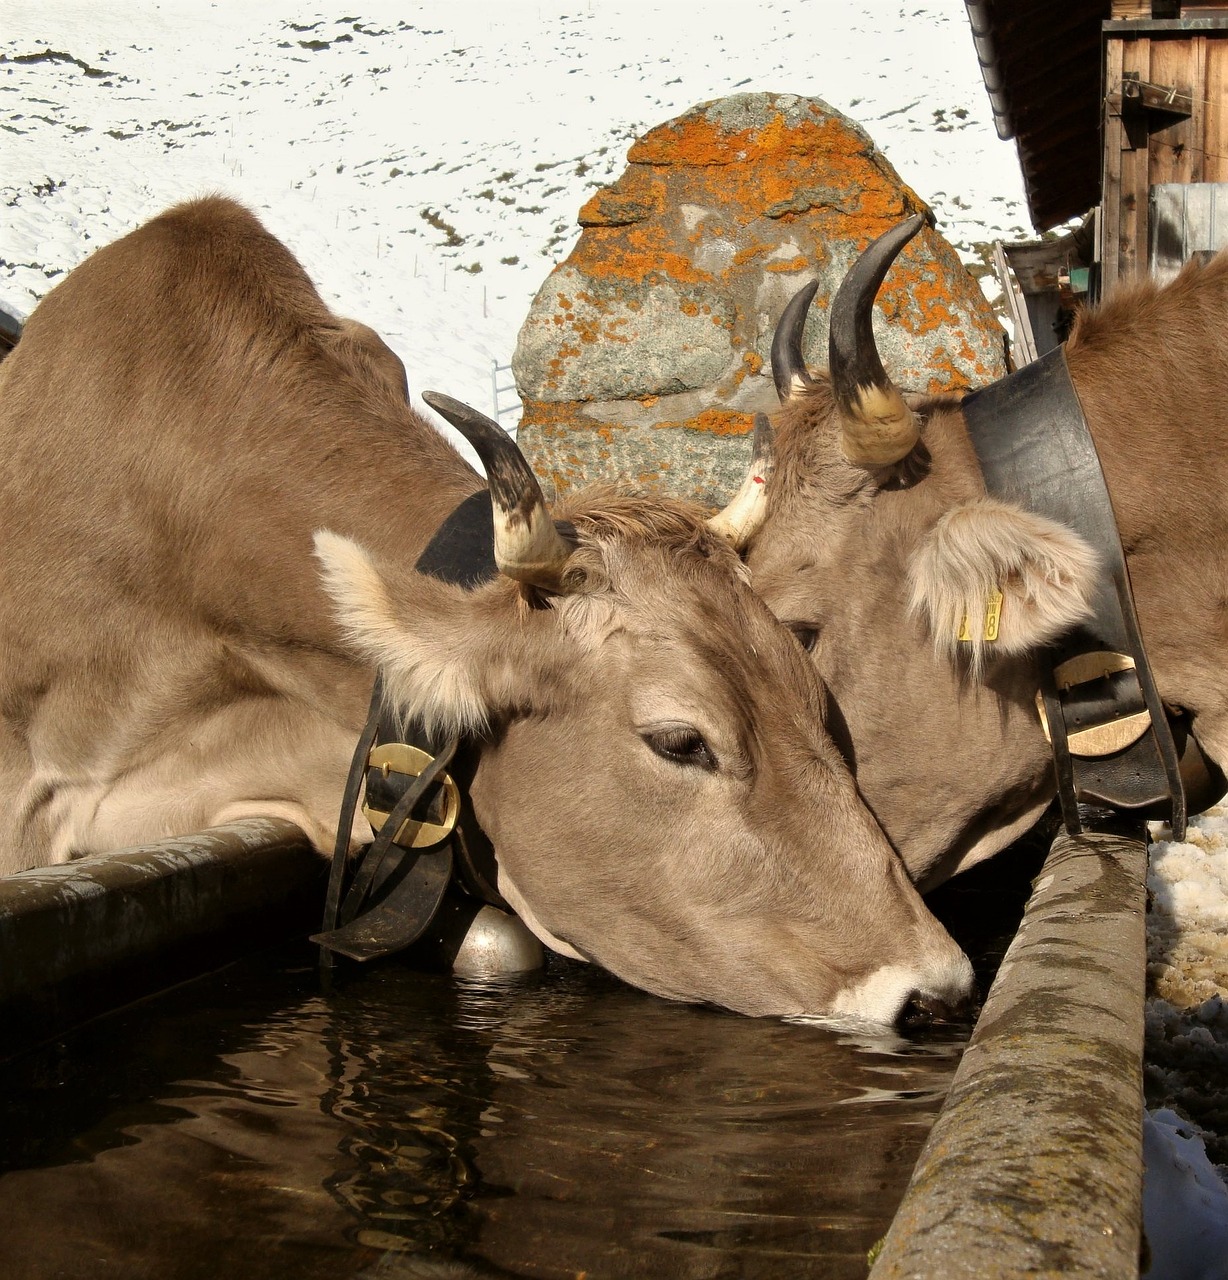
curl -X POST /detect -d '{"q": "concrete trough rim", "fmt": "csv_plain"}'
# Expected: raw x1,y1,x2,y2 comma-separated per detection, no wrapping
870,825,1148,1279
0,818,326,1063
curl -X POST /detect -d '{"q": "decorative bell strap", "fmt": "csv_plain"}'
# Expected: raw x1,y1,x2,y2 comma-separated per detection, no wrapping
363,742,461,849
313,725,460,961
962,346,1186,839
315,488,508,965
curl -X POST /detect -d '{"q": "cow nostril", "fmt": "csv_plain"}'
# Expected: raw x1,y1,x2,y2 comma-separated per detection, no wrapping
897,991,980,1031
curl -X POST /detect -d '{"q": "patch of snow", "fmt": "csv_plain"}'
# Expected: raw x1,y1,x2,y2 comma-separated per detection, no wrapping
1149,804,1228,1018
1143,1108,1228,1280
1146,803,1228,1258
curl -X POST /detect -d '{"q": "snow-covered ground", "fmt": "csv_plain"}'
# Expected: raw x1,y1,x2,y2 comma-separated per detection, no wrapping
1144,1107,1228,1280
1,0,1029,433
4,0,1227,1268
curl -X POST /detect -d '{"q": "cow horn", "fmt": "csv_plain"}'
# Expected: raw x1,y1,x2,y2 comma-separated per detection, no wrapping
422,391,577,590
829,214,926,467
707,413,774,548
771,279,820,402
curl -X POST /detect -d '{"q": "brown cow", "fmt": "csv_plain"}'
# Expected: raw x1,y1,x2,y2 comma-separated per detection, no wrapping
0,198,974,1024
743,216,1228,890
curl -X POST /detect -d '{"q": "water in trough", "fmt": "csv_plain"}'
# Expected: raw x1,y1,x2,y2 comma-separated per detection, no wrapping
0,853,1038,1280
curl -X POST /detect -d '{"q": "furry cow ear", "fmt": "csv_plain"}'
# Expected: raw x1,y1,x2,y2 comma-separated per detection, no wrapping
907,498,1099,670
313,529,565,738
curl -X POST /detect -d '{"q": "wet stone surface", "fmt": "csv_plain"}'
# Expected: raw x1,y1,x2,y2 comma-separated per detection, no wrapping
0,842,1042,1280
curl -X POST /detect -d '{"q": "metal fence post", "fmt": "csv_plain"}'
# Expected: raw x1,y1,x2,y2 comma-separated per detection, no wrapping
491,359,520,430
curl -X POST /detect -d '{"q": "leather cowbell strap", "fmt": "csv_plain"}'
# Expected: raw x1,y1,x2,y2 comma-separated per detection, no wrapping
960,346,1187,838
313,489,506,962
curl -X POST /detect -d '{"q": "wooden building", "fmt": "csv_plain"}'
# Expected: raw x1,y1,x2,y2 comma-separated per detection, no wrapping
966,1,1228,358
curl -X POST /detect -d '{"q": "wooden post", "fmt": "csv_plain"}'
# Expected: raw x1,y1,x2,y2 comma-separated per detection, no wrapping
1103,38,1127,293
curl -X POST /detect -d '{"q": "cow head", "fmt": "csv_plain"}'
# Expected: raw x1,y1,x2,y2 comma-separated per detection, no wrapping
745,218,1101,888
314,394,973,1026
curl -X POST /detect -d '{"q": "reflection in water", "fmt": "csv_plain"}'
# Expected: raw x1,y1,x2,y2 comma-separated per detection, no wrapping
0,835,1047,1280
0,950,969,1280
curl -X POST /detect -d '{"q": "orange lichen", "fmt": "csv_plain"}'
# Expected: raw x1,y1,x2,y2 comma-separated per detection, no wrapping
764,256,810,273
729,245,764,269
654,408,756,436
731,351,764,387
571,226,715,285
629,105,865,170
579,186,658,226
556,103,929,289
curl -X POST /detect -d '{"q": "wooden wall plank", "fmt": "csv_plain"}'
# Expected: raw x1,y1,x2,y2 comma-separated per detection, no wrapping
1148,37,1200,185
1206,38,1228,182
1190,35,1207,184
1102,37,1127,293
1120,37,1153,284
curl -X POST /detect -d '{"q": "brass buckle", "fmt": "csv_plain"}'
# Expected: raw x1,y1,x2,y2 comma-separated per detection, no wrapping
1035,651,1151,758
362,743,461,848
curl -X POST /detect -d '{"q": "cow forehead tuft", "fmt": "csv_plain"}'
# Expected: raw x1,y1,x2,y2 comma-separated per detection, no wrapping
556,485,716,550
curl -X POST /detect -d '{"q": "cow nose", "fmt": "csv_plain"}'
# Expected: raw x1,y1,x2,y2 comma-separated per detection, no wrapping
897,990,980,1031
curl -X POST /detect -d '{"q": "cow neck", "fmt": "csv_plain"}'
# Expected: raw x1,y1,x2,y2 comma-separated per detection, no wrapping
314,488,508,963
960,347,1190,838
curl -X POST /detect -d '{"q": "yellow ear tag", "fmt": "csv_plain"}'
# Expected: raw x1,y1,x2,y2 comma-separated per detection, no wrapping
958,589,1004,643
983,589,1003,642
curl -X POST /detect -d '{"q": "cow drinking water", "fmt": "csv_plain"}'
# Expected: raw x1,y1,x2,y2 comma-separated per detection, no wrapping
0,198,973,1025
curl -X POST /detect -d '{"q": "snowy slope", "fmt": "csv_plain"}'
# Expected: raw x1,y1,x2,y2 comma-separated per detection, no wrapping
1,0,1028,431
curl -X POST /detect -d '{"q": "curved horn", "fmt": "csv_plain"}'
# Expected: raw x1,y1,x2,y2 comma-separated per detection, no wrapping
422,390,577,590
707,413,774,549
828,213,927,467
771,279,821,402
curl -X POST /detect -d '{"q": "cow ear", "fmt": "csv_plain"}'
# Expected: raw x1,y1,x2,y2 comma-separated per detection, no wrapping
313,530,562,738
907,498,1099,668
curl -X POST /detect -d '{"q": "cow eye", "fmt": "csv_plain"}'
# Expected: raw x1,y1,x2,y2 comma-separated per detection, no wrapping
644,726,717,771
789,623,819,653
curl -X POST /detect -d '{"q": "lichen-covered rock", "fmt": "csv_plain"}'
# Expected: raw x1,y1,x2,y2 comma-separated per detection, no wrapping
513,92,1007,505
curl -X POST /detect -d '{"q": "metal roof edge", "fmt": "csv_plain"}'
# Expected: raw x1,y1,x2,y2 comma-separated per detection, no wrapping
964,0,1016,140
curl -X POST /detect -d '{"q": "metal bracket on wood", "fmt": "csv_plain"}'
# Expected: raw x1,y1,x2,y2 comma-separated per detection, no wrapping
1110,72,1193,150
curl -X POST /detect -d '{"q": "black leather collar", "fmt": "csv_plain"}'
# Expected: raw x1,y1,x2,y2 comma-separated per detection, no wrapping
961,347,1189,837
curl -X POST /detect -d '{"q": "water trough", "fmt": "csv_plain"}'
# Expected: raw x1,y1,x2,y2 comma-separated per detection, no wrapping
0,818,325,1062
0,817,1151,1274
